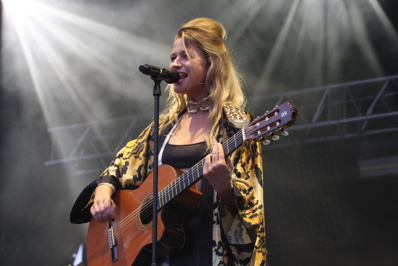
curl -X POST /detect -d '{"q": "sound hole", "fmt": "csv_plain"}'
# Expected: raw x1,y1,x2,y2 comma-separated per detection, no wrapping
136,193,154,230
140,199,153,225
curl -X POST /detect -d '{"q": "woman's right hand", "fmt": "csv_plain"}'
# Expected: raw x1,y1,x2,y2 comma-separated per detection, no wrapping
90,184,116,223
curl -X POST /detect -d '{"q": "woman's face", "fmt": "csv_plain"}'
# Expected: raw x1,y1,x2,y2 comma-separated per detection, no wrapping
169,38,209,100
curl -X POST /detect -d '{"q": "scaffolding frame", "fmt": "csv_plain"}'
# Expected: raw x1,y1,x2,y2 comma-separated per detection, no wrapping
45,75,398,166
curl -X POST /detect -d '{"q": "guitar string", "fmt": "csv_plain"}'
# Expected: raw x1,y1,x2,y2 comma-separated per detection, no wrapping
111,128,246,239
110,109,291,239
127,128,245,230
126,112,282,233
117,159,207,237
110,156,204,236
112,152,208,235
110,128,246,239
111,160,207,240
92,108,292,253
111,128,246,240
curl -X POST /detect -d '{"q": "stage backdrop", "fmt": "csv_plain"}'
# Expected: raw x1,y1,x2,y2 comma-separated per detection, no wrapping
1,0,398,265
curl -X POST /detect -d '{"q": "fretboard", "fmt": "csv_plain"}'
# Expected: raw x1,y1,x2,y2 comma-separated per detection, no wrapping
157,128,246,210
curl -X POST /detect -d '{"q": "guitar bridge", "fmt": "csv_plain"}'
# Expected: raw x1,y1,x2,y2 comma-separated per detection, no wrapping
108,219,118,262
108,226,116,248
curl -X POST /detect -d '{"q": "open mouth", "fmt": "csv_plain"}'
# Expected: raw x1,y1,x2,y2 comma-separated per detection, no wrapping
178,72,188,81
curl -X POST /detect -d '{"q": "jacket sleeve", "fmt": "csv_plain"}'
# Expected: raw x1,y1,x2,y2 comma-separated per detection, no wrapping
69,124,150,224
69,145,127,224
217,114,267,265
69,120,160,224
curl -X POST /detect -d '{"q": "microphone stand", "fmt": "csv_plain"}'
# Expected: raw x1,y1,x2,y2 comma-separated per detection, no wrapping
151,77,161,266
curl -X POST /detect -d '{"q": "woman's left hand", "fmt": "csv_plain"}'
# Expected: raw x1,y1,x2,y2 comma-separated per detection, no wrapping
203,140,236,205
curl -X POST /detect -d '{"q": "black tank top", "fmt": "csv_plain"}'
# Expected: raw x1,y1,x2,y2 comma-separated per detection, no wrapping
161,141,213,266
162,141,207,169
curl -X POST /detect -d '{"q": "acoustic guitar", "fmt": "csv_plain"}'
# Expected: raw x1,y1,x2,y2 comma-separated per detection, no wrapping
87,102,298,265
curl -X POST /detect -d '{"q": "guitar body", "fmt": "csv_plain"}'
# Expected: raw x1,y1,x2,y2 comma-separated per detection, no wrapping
87,165,202,266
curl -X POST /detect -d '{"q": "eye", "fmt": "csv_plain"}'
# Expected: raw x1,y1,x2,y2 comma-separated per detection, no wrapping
170,56,176,62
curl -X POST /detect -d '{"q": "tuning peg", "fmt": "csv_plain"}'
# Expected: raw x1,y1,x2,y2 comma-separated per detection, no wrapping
281,130,289,136
272,134,280,141
262,139,271,145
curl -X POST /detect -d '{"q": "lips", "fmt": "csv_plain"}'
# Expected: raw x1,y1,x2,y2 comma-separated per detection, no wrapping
178,72,188,81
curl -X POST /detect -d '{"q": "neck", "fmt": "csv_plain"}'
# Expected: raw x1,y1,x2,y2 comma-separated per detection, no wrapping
187,95,210,114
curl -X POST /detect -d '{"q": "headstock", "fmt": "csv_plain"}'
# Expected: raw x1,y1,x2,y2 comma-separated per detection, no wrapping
245,102,298,144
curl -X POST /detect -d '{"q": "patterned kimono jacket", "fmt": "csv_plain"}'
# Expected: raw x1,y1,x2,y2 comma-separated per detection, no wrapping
70,107,267,265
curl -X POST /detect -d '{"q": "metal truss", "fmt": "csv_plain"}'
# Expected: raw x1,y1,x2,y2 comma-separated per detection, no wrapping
250,75,398,148
45,75,398,166
44,114,151,169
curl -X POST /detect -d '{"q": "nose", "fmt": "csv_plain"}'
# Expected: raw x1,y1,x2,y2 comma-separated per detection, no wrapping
170,57,182,69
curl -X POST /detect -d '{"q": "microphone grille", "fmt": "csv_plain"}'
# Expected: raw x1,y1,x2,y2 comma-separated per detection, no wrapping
139,64,150,74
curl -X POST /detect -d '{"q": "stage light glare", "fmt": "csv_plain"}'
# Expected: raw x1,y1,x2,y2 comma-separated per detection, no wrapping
3,0,37,13
2,0,42,26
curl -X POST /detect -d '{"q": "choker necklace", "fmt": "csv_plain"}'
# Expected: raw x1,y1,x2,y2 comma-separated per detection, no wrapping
187,95,210,113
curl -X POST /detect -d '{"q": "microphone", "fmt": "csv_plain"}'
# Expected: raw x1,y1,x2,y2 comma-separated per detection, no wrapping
139,64,180,84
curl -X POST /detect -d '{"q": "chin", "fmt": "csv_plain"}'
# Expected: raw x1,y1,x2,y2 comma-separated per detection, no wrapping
173,86,186,95
173,83,188,93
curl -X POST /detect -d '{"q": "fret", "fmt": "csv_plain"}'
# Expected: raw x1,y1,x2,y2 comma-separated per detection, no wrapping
190,170,194,183
182,176,187,190
180,177,184,193
195,163,201,181
185,172,190,189
186,172,191,188
187,171,192,185
162,187,167,206
166,186,171,203
158,194,163,209
180,175,186,192
176,179,180,195
178,177,182,195
170,184,175,201
175,179,179,194
233,133,237,151
161,193,165,209
223,140,229,155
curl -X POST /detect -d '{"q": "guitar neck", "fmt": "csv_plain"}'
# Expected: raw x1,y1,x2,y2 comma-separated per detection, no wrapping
156,101,298,210
157,128,245,210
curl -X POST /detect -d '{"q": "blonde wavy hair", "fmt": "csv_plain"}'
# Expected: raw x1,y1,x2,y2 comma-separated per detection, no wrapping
162,17,247,149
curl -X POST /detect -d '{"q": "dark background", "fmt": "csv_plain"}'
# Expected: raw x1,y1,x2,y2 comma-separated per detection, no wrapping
1,0,397,265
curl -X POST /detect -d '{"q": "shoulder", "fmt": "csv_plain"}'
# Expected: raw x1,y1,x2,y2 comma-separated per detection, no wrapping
223,104,252,128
